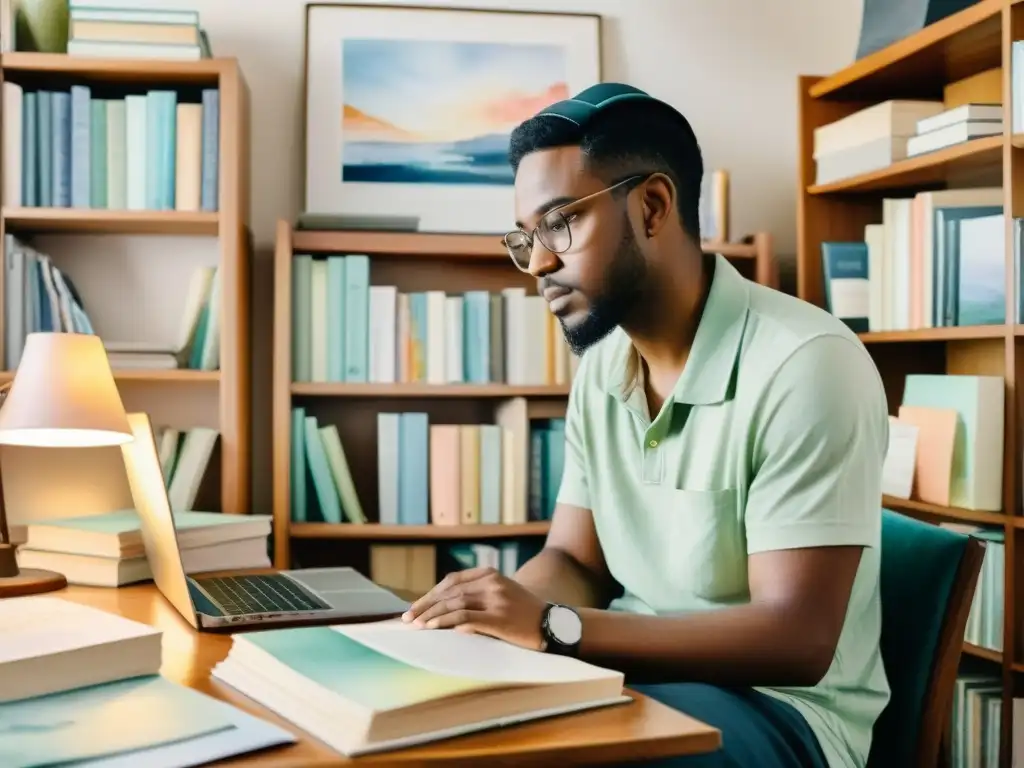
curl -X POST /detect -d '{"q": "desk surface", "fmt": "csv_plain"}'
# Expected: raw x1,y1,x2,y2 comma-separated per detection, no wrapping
52,583,720,766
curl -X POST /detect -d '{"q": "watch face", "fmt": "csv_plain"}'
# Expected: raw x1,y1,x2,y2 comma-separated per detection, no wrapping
548,605,582,645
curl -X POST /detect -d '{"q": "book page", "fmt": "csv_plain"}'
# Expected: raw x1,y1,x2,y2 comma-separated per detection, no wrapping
0,597,158,664
332,620,622,685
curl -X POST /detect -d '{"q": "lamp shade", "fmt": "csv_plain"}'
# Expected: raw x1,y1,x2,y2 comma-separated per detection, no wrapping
0,333,132,447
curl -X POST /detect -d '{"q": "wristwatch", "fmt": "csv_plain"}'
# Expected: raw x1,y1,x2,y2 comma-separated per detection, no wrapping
540,603,582,656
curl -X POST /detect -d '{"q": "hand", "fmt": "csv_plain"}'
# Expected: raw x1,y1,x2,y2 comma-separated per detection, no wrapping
401,566,548,650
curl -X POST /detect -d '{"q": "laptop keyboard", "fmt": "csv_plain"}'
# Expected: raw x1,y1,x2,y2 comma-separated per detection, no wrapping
196,574,331,616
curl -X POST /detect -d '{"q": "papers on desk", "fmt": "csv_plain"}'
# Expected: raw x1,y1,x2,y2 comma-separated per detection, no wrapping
0,596,295,767
0,675,294,768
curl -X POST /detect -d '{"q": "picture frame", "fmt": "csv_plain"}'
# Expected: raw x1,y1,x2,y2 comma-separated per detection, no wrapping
302,3,603,234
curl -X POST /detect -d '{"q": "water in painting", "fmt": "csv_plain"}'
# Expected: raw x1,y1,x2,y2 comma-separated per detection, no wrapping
341,39,569,185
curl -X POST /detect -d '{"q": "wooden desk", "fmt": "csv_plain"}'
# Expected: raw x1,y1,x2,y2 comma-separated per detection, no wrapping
53,583,720,766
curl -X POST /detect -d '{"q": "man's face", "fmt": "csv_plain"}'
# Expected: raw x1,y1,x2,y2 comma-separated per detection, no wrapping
512,146,648,355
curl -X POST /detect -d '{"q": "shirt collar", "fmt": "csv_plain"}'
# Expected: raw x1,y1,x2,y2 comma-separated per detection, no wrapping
606,254,750,406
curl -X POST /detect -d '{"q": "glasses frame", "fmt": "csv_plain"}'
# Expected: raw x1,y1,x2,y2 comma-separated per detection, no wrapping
504,173,648,272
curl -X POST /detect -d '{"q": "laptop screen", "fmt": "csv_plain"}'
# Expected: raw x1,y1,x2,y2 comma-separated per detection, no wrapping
119,412,199,628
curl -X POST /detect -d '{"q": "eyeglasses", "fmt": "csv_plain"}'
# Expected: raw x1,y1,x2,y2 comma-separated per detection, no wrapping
503,174,647,272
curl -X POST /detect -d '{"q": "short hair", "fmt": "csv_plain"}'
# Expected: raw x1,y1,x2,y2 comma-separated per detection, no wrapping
508,98,704,242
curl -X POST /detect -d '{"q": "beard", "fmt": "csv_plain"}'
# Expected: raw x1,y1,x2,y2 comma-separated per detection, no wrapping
561,220,648,356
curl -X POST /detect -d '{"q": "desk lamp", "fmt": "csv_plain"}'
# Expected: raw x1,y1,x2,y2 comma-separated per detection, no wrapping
0,332,133,598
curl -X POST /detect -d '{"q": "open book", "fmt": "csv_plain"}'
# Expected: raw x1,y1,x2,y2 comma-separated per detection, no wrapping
212,618,628,756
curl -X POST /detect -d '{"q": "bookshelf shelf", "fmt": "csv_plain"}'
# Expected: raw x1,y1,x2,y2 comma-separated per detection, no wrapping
2,208,220,236
0,54,252,516
798,5,1024,759
859,326,1008,343
0,368,220,384
882,495,1009,526
0,52,223,85
807,136,1002,194
291,383,571,398
291,522,552,541
807,0,1001,100
963,642,1003,664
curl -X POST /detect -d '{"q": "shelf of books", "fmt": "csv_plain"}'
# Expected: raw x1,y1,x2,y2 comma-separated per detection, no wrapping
0,53,251,521
797,2,1024,763
272,220,775,596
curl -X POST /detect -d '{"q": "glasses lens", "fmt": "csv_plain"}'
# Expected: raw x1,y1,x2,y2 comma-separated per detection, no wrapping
538,211,571,254
504,231,531,269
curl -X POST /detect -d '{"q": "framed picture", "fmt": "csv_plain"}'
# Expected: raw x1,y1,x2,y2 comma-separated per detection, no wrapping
303,3,603,234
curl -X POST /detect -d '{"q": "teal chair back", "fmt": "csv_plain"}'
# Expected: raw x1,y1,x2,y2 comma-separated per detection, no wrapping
868,509,985,768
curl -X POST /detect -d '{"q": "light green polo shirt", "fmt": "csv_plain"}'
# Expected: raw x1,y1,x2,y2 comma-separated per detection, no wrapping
558,254,890,768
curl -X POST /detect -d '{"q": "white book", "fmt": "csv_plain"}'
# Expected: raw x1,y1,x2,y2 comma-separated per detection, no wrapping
907,120,1003,157
369,285,397,383
0,596,162,703
444,295,464,383
425,290,446,384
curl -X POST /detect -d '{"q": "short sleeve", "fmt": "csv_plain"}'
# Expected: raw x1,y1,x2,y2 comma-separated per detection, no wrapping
744,334,888,555
556,370,591,509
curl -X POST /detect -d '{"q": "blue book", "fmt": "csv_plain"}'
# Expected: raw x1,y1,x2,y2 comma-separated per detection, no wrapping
956,214,1005,326
326,255,346,382
21,91,37,207
933,205,1002,326
462,291,490,383
820,241,869,333
51,91,71,207
398,412,428,525
200,88,219,211
70,85,91,208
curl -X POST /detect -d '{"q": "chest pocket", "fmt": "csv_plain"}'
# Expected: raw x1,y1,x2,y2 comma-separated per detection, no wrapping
643,486,746,602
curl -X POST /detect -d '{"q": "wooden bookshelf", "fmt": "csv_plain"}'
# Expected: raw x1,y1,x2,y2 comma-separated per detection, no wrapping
272,221,777,572
0,53,252,516
797,3,1022,761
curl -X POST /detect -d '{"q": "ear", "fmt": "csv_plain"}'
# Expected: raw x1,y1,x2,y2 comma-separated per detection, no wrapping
639,173,675,237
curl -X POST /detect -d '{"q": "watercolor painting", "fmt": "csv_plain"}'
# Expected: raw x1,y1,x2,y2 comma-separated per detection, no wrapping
340,39,569,186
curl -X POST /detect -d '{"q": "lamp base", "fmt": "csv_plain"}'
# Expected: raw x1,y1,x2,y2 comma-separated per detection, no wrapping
0,543,66,598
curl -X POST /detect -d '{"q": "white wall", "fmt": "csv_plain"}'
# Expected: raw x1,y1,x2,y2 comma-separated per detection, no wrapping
116,0,866,511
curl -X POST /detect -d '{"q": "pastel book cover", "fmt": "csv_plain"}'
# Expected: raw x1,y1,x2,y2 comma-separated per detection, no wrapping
901,374,1004,511
896,405,957,506
211,619,626,756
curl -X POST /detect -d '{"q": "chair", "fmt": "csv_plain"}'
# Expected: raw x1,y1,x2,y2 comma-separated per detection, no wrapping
867,509,985,768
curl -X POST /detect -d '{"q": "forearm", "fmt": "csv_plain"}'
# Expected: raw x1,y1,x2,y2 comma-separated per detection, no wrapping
514,547,611,608
578,602,834,688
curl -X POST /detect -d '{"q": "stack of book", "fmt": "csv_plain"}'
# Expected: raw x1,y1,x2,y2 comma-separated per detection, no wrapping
66,4,211,60
940,523,1004,653
812,100,945,185
14,509,271,587
1,79,220,212
0,596,292,762
3,234,93,369
291,253,577,387
906,103,1003,158
819,186,1005,332
951,672,1001,767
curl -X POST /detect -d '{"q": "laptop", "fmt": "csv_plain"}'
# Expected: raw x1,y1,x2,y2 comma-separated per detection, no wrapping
119,412,411,631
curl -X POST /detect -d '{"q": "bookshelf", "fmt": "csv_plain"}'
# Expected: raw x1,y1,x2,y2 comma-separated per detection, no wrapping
796,0,1019,762
0,53,251,516
271,220,776,576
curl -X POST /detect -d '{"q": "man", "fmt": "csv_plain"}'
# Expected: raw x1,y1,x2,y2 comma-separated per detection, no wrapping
402,83,890,768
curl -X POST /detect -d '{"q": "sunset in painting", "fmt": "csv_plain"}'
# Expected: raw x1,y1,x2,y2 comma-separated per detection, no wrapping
340,39,569,185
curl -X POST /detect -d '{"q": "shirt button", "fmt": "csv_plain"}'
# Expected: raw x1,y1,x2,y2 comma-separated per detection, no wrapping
649,439,658,447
